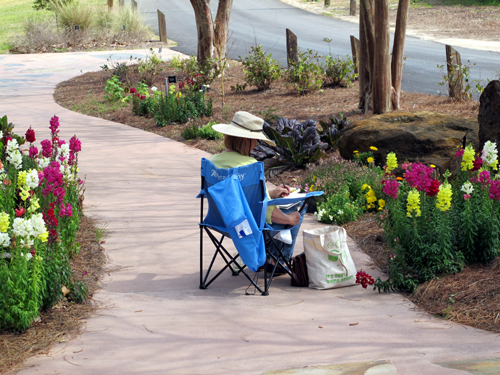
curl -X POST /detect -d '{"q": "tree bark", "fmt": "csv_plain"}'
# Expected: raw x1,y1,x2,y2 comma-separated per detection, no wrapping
359,0,374,113
189,0,214,64
391,0,410,110
213,0,233,61
372,0,391,114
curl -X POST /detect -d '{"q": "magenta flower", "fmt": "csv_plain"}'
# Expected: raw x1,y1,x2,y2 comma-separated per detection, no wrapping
41,139,52,158
489,180,500,200
405,162,433,193
49,115,60,135
471,157,483,172
456,147,465,158
383,179,400,199
29,146,38,159
60,203,73,217
69,136,81,153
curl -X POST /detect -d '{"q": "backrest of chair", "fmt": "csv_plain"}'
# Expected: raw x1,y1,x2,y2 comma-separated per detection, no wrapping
199,158,267,230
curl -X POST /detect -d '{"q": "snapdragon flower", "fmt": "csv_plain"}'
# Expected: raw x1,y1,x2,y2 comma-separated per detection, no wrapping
382,179,400,199
481,141,498,170
25,169,39,189
461,144,475,171
461,182,474,195
28,196,40,213
0,213,9,233
385,152,398,172
38,157,50,169
31,213,47,237
12,217,33,238
0,233,10,248
407,189,421,217
436,182,453,211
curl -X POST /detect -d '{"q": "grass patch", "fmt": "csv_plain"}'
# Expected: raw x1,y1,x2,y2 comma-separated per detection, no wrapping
0,0,107,54
71,93,129,117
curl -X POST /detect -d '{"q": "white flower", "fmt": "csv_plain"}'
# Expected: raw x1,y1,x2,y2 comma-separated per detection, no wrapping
38,157,50,169
329,215,333,222
6,139,19,154
7,150,22,169
59,143,70,159
482,141,498,168
0,131,3,139
461,182,474,195
30,213,46,237
25,169,39,190
338,209,344,215
0,233,10,248
25,252,33,260
151,86,158,92
12,217,33,238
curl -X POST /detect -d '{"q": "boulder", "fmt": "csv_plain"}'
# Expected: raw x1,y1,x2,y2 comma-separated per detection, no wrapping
478,80,500,151
337,111,478,174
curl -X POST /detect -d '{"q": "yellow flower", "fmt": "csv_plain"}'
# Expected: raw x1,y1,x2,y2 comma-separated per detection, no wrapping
0,213,9,233
407,189,421,217
29,197,40,213
17,171,27,189
378,199,386,210
20,187,30,201
436,182,453,212
386,152,398,172
309,185,315,192
430,164,436,168
461,144,475,171
312,175,317,182
353,150,359,154
362,184,370,191
370,146,378,151
367,157,374,164
38,231,49,243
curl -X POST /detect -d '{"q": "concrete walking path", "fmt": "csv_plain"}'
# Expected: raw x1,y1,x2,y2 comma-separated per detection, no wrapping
0,50,499,375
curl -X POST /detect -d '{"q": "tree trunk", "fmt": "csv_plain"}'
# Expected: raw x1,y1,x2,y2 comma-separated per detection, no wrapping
189,0,214,65
213,0,233,60
372,0,391,114
359,0,374,113
391,0,409,110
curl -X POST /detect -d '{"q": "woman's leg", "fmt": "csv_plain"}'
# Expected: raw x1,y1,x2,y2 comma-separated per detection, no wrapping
267,205,306,262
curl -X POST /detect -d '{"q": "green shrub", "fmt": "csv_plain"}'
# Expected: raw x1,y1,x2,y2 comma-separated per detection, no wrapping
104,76,124,102
134,49,165,86
51,0,95,31
241,45,282,91
323,54,357,88
197,122,222,140
153,88,213,126
172,56,220,90
283,49,323,95
315,189,363,226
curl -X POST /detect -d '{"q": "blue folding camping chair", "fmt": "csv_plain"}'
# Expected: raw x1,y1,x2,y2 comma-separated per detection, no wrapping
197,158,322,295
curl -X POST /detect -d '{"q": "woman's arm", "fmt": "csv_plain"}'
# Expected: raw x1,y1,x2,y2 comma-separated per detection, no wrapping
270,207,301,226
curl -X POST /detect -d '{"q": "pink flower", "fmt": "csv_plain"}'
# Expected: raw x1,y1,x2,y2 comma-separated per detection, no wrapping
41,139,52,158
479,170,490,184
69,136,81,153
60,203,73,217
464,194,471,200
405,162,434,193
49,115,60,135
489,180,500,200
29,146,38,159
456,147,465,158
25,127,36,143
15,207,25,217
383,179,400,199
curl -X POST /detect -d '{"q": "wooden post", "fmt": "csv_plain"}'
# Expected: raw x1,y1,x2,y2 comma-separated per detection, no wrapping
325,0,330,6
131,0,137,9
286,29,298,68
157,10,167,43
119,0,124,7
446,45,463,99
350,35,359,75
372,0,391,114
107,0,113,11
350,0,356,16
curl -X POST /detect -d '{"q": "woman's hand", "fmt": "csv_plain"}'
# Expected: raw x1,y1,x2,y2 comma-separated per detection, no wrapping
287,211,301,226
271,207,301,226
269,185,291,199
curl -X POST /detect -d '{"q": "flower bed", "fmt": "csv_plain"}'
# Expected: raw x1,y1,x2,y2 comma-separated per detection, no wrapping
375,142,500,292
0,115,84,331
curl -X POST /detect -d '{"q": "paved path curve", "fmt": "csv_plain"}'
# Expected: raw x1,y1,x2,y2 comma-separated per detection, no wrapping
0,50,499,374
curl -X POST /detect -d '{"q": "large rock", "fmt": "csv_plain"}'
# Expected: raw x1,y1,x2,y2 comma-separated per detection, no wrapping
338,111,478,174
478,80,500,151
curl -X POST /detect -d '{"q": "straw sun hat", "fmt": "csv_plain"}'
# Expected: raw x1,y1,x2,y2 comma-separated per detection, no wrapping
212,111,276,146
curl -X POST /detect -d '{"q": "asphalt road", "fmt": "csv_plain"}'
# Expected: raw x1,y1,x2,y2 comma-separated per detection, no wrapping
136,0,500,97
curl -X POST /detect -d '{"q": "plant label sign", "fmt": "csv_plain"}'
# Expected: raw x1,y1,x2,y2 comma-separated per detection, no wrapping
168,76,177,84
74,25,80,30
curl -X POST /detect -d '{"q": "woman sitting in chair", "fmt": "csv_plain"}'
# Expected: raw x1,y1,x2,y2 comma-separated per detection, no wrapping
210,111,305,274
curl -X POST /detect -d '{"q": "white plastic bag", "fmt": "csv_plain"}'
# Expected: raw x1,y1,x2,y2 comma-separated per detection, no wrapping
303,226,356,289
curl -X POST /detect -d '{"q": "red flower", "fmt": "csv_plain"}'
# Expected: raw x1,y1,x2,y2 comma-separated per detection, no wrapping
140,95,146,100
472,157,483,172
130,88,137,94
356,270,375,289
25,127,36,143
179,81,185,89
15,207,25,217
426,179,440,197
